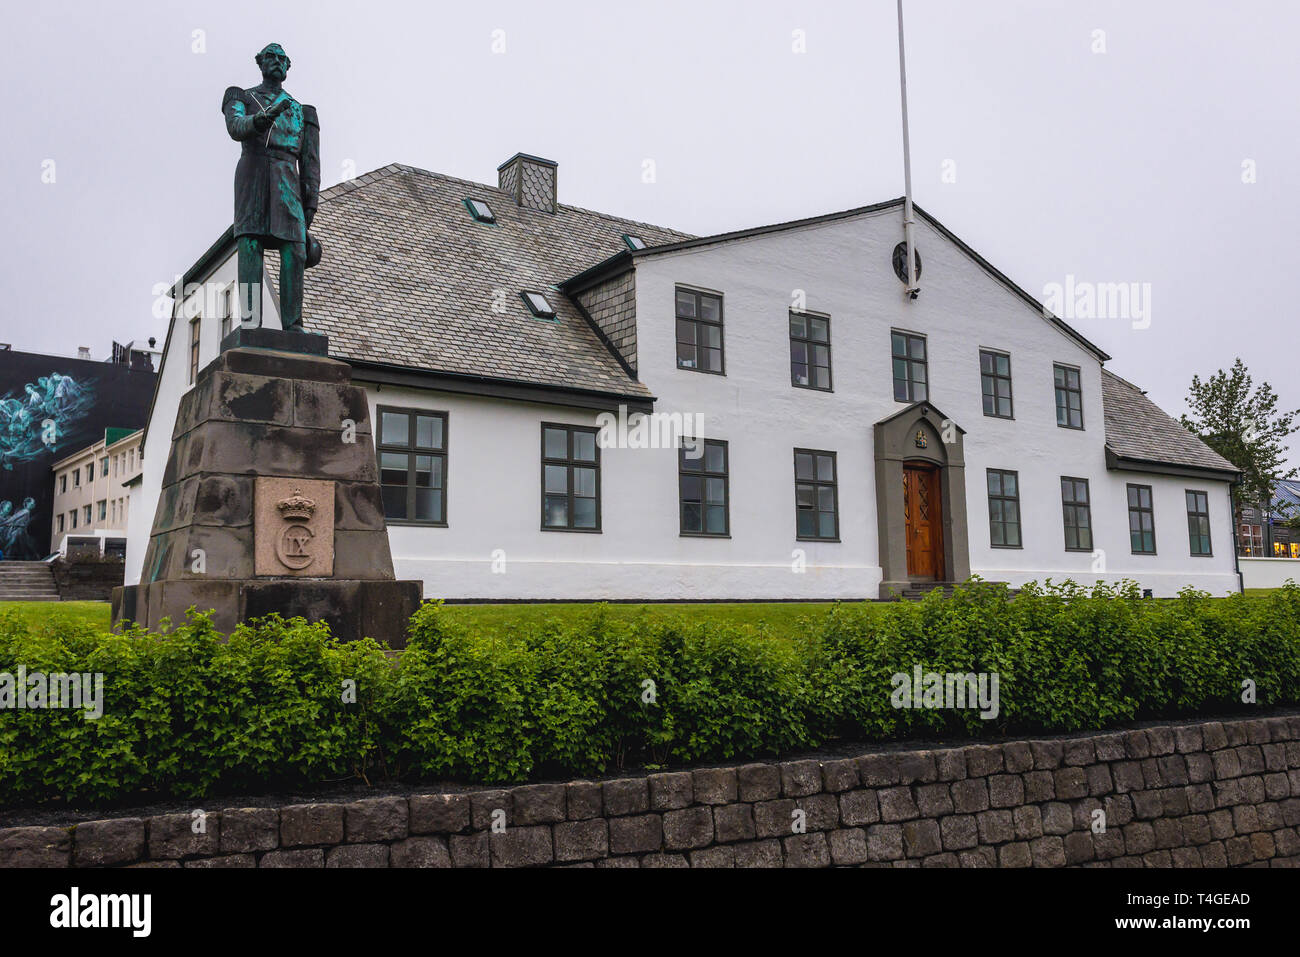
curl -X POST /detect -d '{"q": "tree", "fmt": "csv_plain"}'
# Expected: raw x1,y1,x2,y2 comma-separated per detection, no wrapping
1180,358,1300,537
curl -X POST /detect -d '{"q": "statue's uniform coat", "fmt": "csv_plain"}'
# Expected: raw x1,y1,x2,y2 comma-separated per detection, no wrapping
222,84,321,244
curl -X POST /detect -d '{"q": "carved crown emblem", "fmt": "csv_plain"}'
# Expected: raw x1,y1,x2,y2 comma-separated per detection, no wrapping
276,488,317,522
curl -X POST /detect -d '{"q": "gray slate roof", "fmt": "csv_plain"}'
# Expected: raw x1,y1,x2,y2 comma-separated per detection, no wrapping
270,164,692,398
1101,369,1238,475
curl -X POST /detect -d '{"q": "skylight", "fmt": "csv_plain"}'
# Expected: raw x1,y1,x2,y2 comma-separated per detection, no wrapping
521,291,556,319
465,198,496,223
622,234,647,250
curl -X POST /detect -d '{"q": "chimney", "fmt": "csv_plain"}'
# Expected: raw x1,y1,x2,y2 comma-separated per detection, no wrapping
77,346,91,360
497,152,558,214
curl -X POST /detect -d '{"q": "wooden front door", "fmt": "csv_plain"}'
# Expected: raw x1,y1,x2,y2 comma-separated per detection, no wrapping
903,464,944,580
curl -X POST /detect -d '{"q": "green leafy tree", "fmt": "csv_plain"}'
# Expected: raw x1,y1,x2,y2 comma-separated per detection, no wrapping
1180,358,1300,533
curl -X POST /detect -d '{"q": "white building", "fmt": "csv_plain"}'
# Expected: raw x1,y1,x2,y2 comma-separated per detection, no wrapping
127,155,1241,600
51,428,142,555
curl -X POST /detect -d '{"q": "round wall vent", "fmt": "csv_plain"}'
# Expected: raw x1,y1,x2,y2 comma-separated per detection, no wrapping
892,242,921,283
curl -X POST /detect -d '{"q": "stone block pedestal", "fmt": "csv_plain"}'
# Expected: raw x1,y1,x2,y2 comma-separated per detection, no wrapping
113,336,421,648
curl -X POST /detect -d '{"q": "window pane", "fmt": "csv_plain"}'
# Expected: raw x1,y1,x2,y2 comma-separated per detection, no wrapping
700,294,721,322
796,484,815,508
913,382,927,402
416,415,442,450
573,468,597,498
980,352,993,374
544,465,568,494
676,289,696,318
816,455,834,482
705,505,726,534
795,453,814,481
991,522,1004,546
706,477,725,505
704,347,723,372
812,345,829,367
982,393,995,416
809,318,828,342
414,455,438,488
703,325,721,348
414,488,440,521
573,431,596,462
817,486,835,511
892,333,906,357
996,355,1009,376
705,443,725,473
789,314,806,338
910,337,926,360
381,485,406,519
677,342,697,367
814,366,831,390
381,411,409,446
676,318,697,344
380,452,408,485
818,512,836,538
544,494,568,527
544,428,568,459
987,472,1001,496
682,502,702,531
790,341,807,365
1004,473,1017,497
797,510,816,537
681,475,702,503
1006,525,1020,547
573,497,597,528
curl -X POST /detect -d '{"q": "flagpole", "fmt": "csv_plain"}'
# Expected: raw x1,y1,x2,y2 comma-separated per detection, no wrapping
897,0,919,299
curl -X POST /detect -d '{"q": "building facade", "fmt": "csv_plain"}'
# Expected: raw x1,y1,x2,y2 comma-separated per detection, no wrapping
50,428,142,555
127,156,1241,600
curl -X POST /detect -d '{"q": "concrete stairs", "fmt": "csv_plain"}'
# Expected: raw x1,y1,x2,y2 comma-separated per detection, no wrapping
0,562,60,602
897,581,1018,601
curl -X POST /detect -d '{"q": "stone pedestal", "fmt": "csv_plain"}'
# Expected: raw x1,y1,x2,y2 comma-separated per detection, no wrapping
113,336,421,647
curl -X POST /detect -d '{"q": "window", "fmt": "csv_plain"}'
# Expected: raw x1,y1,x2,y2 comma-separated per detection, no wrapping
622,234,646,250
100,456,109,478
790,312,832,391
1054,364,1084,429
891,331,928,402
189,317,201,385
59,475,66,494
675,287,724,374
521,291,556,319
1184,490,1212,556
1239,523,1264,556
465,198,496,223
97,500,107,521
377,407,447,525
1127,484,1156,554
541,424,600,531
73,468,80,487
794,449,839,541
987,469,1022,548
70,510,77,530
1061,477,1092,551
980,350,1013,418
56,514,64,534
679,439,729,536
83,505,91,525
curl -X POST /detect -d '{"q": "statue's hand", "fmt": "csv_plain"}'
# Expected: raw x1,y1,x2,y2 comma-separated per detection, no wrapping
253,112,273,132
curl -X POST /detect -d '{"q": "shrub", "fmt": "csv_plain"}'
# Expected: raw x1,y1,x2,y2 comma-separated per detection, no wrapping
1,581,1297,805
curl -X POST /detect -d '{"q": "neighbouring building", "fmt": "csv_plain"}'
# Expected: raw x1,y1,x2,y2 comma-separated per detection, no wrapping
0,342,157,560
1238,478,1300,559
126,155,1241,600
50,427,143,557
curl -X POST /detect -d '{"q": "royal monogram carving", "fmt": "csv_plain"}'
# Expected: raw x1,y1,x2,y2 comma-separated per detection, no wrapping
254,477,335,576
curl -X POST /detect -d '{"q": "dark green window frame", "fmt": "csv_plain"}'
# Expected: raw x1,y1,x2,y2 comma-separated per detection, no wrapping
987,469,1022,548
980,349,1013,418
377,406,448,526
794,449,839,541
1127,483,1157,554
1054,363,1084,429
1186,490,1213,556
1061,476,1092,552
541,423,601,532
675,287,725,374
891,330,928,402
790,312,832,391
679,439,729,536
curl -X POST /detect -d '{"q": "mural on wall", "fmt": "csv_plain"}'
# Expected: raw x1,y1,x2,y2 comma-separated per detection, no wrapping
0,350,155,561
0,373,97,470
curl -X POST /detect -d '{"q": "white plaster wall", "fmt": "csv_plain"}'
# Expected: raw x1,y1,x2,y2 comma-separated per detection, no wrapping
1239,557,1300,590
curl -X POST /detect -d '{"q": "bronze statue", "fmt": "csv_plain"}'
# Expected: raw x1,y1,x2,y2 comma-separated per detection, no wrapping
222,43,321,331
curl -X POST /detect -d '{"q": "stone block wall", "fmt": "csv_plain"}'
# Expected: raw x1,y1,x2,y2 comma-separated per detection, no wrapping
51,558,124,601
3,714,1298,868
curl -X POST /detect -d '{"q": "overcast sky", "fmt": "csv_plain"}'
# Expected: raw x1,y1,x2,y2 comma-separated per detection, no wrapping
2,0,1296,460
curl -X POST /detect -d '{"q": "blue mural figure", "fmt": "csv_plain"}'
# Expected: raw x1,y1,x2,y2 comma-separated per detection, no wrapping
0,497,39,560
0,372,95,469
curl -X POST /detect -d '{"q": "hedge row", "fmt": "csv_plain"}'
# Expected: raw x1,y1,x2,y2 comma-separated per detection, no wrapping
1,581,1298,805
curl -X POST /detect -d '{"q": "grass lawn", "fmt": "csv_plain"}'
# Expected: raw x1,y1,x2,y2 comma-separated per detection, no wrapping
0,601,112,631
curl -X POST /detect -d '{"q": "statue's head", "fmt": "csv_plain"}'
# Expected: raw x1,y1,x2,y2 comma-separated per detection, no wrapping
0,502,11,517
255,43,291,82
20,497,33,511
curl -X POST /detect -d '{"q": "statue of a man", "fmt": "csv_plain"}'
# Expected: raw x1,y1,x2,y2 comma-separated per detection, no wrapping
222,43,321,332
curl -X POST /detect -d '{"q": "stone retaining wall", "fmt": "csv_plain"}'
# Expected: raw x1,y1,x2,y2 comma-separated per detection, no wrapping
3,713,1299,868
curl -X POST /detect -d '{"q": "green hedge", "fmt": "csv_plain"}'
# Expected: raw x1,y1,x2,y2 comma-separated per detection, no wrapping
1,580,1298,805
